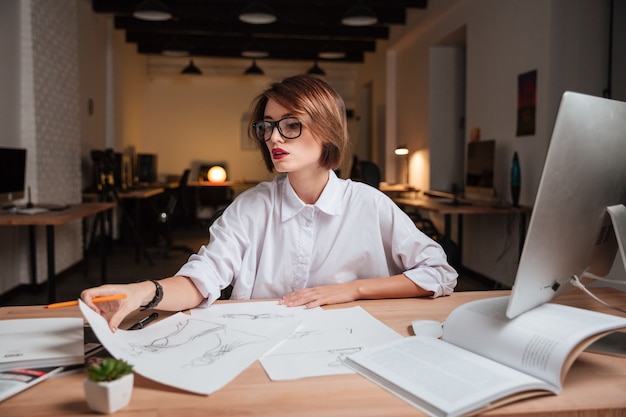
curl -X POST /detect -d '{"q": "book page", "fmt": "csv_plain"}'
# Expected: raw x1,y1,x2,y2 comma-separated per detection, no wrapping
344,336,553,417
442,296,626,388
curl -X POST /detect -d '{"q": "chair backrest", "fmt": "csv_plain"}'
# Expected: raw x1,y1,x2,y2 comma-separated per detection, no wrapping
350,158,381,189
166,169,191,216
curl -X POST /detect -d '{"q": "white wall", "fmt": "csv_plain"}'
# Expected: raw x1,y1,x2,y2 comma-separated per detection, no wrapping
0,0,83,294
379,0,611,286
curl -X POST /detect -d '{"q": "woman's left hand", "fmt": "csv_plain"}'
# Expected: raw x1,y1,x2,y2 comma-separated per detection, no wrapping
279,282,358,308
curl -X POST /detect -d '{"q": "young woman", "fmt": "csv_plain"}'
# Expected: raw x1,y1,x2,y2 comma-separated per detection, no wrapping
81,74,457,332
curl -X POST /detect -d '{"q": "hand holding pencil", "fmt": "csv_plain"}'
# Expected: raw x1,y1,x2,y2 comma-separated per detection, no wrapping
79,281,158,333
45,294,127,309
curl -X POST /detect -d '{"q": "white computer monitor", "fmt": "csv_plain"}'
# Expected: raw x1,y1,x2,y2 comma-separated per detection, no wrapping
506,91,626,319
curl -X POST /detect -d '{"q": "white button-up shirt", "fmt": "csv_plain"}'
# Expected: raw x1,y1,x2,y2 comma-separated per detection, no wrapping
177,171,457,306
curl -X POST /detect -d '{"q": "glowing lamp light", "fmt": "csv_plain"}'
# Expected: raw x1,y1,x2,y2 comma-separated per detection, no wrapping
394,145,409,156
207,166,227,183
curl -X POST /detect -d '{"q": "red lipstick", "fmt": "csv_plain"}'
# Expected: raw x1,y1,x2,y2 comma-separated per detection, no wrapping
272,148,289,160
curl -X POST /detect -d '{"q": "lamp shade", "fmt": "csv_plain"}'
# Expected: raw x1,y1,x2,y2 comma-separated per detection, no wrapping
394,145,409,156
162,39,189,57
133,0,172,21
181,59,202,75
318,42,346,60
239,1,277,24
341,4,378,26
244,60,264,75
207,166,227,183
306,62,326,76
241,40,269,58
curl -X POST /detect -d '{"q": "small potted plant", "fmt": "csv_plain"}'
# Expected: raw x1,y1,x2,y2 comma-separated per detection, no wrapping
83,357,134,414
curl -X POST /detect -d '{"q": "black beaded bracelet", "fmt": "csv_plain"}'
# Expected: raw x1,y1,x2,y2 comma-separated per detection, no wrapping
140,280,163,311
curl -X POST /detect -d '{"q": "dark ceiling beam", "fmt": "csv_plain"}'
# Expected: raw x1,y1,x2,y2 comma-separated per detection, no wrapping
93,0,428,15
125,32,376,52
92,0,428,64
113,17,390,41
137,44,365,63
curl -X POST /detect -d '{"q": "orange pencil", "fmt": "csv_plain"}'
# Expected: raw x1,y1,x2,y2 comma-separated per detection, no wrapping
44,294,126,309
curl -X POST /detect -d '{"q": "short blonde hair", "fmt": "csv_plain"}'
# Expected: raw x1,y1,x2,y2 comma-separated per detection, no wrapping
249,74,349,172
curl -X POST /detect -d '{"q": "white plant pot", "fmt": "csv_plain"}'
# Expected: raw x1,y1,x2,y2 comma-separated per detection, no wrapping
84,373,134,414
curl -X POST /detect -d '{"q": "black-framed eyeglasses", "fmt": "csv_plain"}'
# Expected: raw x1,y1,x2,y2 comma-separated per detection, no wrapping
252,117,302,142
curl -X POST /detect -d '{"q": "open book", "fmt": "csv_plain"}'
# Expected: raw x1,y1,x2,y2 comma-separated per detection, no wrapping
343,296,626,417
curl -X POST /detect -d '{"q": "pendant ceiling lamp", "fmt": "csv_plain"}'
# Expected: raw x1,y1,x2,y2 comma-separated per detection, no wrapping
162,39,189,57
341,4,378,26
306,62,326,76
318,41,346,60
239,1,277,24
241,40,269,58
133,0,172,21
181,59,202,75
244,60,265,76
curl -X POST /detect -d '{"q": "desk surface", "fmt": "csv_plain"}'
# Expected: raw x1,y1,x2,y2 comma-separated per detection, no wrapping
0,202,116,226
1,288,625,417
393,197,532,215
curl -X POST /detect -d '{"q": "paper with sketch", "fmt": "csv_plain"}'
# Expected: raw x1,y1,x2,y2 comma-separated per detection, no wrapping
79,300,301,395
259,306,403,380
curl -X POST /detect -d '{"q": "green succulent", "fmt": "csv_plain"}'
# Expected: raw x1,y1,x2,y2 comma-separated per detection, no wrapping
86,357,134,382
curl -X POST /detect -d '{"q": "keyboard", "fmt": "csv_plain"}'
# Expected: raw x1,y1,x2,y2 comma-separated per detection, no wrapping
17,207,49,215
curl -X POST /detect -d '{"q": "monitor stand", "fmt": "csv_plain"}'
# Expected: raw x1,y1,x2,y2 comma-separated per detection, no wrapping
585,204,626,358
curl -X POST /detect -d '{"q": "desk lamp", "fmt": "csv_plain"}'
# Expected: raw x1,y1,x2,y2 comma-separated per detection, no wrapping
394,145,409,185
208,166,227,183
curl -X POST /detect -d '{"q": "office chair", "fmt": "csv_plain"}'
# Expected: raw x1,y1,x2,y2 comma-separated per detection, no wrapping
195,184,234,226
350,157,381,189
152,169,195,257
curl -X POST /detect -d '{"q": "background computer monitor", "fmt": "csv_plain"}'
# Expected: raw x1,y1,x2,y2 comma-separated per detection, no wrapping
506,92,626,319
464,139,496,201
136,153,158,184
0,147,27,207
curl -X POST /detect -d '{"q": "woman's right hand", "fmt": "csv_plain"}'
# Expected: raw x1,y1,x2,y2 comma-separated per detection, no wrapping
80,281,153,332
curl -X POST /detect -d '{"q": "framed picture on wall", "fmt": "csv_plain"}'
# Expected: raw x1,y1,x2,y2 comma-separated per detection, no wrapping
516,70,537,136
241,113,257,151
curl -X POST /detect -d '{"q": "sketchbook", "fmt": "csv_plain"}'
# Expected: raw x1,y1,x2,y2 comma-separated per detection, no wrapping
0,318,84,372
343,296,626,417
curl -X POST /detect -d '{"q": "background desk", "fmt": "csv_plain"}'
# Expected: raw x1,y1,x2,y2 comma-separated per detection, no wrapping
394,197,531,270
1,288,625,416
0,203,115,303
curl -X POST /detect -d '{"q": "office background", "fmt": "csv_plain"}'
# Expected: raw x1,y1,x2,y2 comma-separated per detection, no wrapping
0,0,624,297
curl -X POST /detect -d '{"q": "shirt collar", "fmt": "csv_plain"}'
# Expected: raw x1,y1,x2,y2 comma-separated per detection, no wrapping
280,170,343,222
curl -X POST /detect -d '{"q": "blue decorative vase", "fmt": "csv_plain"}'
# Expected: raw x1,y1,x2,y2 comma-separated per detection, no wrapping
510,152,521,207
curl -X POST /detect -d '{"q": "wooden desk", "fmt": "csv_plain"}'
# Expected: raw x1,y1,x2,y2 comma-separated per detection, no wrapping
1,288,625,416
188,180,258,194
0,203,115,303
394,197,532,268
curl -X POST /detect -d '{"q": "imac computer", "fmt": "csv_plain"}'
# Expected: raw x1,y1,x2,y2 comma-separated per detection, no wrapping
506,92,626,320
0,147,27,208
